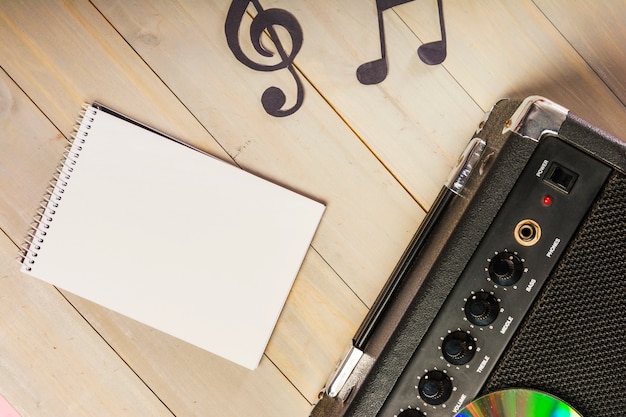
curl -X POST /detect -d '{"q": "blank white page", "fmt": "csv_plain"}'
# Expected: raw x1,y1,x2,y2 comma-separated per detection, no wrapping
21,103,325,370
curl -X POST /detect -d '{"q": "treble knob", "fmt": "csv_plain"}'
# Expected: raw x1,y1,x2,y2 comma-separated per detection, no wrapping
488,251,523,286
465,291,499,326
418,370,452,405
442,330,476,365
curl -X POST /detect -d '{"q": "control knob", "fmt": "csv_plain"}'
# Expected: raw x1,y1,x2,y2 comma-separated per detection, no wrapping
488,251,523,286
418,370,452,405
442,330,476,365
397,409,426,417
465,291,499,326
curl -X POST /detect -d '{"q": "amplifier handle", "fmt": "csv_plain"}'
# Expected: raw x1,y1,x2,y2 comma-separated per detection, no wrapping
324,137,486,398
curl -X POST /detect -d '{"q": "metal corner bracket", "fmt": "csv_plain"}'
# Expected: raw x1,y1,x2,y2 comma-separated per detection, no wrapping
446,137,487,195
503,95,569,141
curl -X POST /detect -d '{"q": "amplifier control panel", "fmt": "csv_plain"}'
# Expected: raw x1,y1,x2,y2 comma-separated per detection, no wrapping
377,136,611,417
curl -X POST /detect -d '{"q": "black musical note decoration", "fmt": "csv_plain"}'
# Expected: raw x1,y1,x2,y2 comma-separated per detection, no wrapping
225,0,304,117
417,0,446,65
358,0,447,85
357,0,413,85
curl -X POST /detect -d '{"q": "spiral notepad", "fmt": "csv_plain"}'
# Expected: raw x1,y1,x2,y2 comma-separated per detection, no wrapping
20,102,325,370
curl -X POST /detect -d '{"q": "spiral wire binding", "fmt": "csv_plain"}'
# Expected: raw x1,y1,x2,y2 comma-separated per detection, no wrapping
19,103,96,271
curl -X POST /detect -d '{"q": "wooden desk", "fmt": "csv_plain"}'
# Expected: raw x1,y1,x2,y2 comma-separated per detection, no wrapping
0,1,624,416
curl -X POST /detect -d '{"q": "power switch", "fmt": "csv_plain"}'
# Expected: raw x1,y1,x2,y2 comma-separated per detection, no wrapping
544,162,578,193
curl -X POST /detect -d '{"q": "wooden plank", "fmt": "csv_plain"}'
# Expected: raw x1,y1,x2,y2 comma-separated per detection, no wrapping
0,1,230,160
1,0,422,313
0,73,310,416
93,0,423,385
0,0,422,410
0,66,328,410
91,0,424,306
64,248,366,407
0,70,67,245
93,0,487,401
260,0,485,207
534,0,626,105
265,250,368,402
0,67,177,417
2,1,624,415
398,0,626,139
60,293,314,416
0,232,174,417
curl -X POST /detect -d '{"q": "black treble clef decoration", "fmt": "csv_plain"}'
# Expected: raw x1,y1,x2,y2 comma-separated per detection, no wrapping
225,0,304,117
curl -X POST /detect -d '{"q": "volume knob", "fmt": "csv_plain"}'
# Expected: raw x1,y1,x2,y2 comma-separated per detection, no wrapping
465,291,499,326
488,251,523,286
418,370,452,405
397,409,426,417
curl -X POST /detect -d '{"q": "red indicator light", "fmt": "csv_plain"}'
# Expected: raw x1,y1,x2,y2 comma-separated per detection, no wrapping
543,195,553,206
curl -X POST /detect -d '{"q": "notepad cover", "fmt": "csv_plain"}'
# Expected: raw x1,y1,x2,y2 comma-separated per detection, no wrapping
21,103,325,370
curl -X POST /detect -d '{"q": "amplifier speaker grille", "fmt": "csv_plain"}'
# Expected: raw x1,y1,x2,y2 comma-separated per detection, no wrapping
483,172,626,417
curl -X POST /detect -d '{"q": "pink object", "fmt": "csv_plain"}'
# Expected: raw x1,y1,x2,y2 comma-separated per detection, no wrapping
0,395,20,417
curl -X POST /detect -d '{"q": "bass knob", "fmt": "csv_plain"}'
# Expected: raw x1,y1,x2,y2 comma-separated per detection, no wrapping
488,251,523,286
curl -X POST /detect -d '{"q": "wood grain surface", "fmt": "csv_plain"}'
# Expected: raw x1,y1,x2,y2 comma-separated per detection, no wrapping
0,1,624,416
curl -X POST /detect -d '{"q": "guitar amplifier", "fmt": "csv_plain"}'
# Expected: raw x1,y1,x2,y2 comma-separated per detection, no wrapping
312,97,626,417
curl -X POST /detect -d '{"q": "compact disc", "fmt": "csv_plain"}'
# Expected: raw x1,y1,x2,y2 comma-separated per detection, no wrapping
456,389,582,417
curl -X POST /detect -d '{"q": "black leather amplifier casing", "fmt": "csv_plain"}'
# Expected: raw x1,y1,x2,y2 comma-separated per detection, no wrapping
311,97,626,417
481,169,626,416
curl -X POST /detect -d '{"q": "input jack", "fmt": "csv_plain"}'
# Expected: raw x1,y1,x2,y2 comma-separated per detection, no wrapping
514,219,541,246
